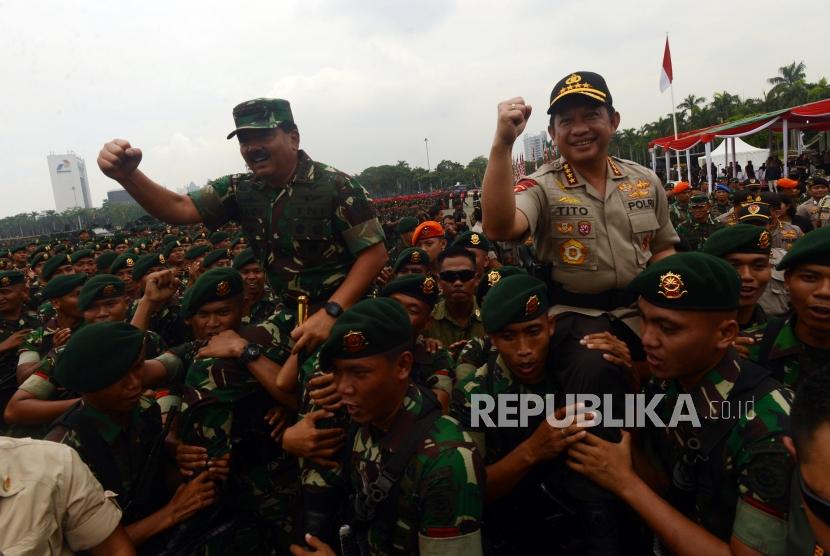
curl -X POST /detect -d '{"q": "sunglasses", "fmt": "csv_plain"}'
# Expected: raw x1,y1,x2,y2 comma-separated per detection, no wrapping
439,270,476,283
800,468,830,526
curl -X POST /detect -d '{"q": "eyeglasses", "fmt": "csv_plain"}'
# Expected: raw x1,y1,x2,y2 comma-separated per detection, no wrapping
799,468,830,526
439,270,476,283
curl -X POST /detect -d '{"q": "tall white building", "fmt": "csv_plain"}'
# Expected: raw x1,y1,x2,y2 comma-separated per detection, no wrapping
523,131,548,162
47,153,92,212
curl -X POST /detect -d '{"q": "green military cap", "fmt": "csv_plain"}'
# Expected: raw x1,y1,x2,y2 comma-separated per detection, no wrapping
381,273,440,308
227,98,294,140
482,275,548,333
42,253,74,281
202,248,231,269
109,253,137,274
160,240,182,259
78,274,126,311
689,194,709,207
232,248,258,270
41,273,86,300
453,230,492,252
476,265,527,305
547,71,613,116
8,244,27,256
209,231,230,245
777,227,830,271
30,252,50,267
185,244,211,260
230,234,249,248
70,249,94,264
95,250,118,273
701,224,771,257
318,297,412,371
55,322,145,393
181,267,244,318
737,201,771,225
162,234,179,245
627,252,740,311
392,247,430,272
132,253,167,281
394,217,419,234
0,270,25,288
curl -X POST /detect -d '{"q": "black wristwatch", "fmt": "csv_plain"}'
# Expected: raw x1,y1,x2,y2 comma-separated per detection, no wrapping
323,301,343,318
239,342,262,364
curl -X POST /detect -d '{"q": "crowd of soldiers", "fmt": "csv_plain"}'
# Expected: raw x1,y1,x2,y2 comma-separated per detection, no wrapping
1,75,829,556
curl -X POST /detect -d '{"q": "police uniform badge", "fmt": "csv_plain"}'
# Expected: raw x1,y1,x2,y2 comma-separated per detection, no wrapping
343,330,368,353
758,230,770,249
559,239,587,265
658,271,687,300
525,294,540,316
470,234,481,246
577,221,592,236
216,280,231,296
422,276,437,294
556,223,574,234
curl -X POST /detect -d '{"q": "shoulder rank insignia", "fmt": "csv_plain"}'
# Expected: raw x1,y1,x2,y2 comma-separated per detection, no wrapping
608,157,623,177
658,271,687,300
561,162,578,185
343,330,368,353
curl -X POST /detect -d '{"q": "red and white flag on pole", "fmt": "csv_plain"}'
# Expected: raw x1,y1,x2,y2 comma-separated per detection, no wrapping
659,37,673,92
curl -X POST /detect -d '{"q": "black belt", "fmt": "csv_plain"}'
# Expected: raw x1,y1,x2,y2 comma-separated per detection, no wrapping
550,283,637,312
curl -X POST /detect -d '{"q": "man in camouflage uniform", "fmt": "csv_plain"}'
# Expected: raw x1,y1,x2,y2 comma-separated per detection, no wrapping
676,193,722,251
98,98,388,355
745,227,830,390
297,298,484,556
0,270,39,433
710,183,732,220
127,252,190,346
569,252,793,554
668,181,692,228
233,248,278,325
34,253,76,322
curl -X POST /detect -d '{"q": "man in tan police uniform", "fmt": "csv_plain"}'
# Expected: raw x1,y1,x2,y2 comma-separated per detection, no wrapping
483,71,678,319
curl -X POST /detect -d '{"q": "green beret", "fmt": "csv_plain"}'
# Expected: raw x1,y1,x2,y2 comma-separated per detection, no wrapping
41,273,87,300
394,217,419,234
777,227,830,271
701,224,771,258
42,253,74,281
132,253,167,282
202,248,231,269
160,241,181,259
0,270,25,288
70,249,94,264
78,274,126,311
30,252,50,267
453,230,492,252
627,252,740,311
232,248,258,270
209,231,230,245
482,275,548,333
392,248,430,272
476,266,527,305
319,298,412,370
230,235,249,248
381,273,440,308
8,244,27,255
181,267,244,318
162,234,179,246
109,253,138,274
55,322,145,392
184,244,211,260
95,250,118,272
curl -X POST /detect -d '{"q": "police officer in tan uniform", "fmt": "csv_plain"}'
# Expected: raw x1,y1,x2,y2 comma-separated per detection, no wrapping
482,71,678,320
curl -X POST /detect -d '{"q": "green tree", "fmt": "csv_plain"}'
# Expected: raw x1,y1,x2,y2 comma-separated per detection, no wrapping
767,61,808,108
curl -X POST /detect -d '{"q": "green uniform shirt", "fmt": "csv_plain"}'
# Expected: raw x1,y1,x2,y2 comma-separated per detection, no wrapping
676,217,723,251
0,310,41,432
425,300,484,350
745,316,830,390
188,150,385,304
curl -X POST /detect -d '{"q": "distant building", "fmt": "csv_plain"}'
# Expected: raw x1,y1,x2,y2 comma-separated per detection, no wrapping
47,153,92,212
106,189,137,205
523,131,547,162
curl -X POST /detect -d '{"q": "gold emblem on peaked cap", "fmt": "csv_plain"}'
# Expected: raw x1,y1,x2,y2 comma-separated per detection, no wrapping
748,204,760,215
487,270,501,287
216,280,231,296
422,276,436,294
126,258,135,267
102,284,116,296
410,251,422,263
525,294,541,315
343,330,368,353
565,73,582,85
470,234,481,245
758,230,770,249
658,271,687,300
0,277,10,287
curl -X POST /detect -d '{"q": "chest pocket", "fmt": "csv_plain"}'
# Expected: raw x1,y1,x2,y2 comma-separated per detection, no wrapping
234,181,271,255
285,185,335,263
628,211,659,264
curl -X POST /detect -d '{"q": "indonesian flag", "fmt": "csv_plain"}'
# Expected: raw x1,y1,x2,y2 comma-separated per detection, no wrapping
659,37,673,92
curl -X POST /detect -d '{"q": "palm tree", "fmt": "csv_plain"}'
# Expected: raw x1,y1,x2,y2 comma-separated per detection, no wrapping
677,94,705,125
767,61,808,108
807,77,830,102
711,91,741,123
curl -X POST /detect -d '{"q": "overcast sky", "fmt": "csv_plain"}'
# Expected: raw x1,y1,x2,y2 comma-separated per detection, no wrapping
2,0,828,218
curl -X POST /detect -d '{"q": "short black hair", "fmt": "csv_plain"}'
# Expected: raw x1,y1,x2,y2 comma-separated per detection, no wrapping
790,371,830,462
437,246,476,269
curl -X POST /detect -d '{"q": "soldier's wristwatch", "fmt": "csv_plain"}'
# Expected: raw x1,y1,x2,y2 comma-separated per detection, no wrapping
323,301,343,318
239,342,262,364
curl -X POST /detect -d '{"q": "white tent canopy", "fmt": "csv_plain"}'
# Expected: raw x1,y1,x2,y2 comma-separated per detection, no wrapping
697,137,769,177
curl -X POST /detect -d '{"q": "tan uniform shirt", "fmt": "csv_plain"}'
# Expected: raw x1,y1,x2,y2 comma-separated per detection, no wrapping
515,157,678,295
0,437,122,555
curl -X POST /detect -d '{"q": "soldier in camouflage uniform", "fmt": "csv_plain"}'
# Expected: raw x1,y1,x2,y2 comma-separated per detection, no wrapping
745,227,830,390
669,181,692,228
676,194,722,251
127,253,190,347
45,321,217,552
391,247,431,277
34,253,76,322
0,270,39,433
233,248,278,325
98,98,388,356
297,298,484,556
710,183,732,220
569,252,794,554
